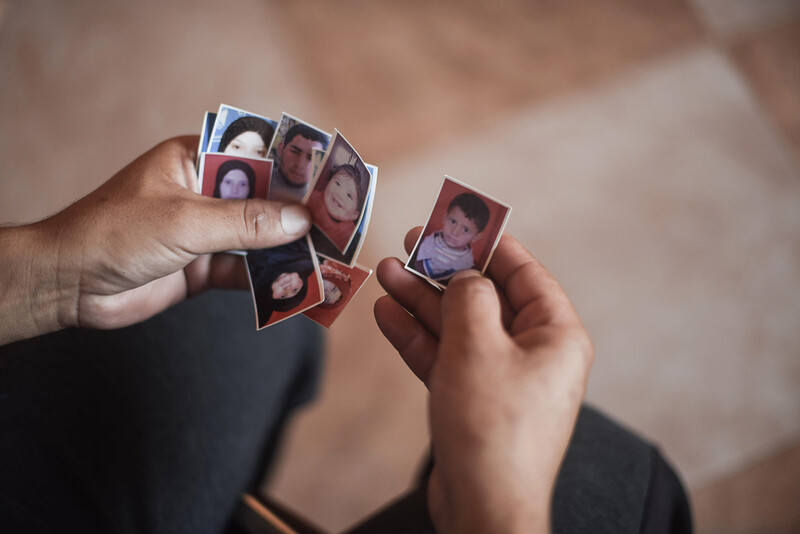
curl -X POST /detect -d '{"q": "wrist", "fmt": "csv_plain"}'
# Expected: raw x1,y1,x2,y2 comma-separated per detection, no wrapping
442,510,549,534
466,501,549,534
434,482,551,534
0,224,78,346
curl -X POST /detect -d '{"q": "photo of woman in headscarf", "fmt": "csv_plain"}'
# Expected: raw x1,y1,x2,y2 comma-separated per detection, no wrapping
219,116,275,160
246,238,322,328
199,153,273,201
213,159,256,200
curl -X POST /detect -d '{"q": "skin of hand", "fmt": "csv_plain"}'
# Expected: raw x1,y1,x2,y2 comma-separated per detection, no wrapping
374,229,594,534
0,136,311,346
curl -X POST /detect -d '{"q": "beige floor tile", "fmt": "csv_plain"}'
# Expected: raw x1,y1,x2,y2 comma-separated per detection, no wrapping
690,0,800,37
693,439,800,534
367,46,800,490
730,17,800,166
0,0,321,224
274,0,704,164
265,273,430,530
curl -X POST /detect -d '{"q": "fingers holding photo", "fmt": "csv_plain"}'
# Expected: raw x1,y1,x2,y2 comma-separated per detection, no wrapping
438,270,507,356
403,226,424,256
374,294,438,383
404,177,511,288
377,256,443,338
407,223,580,335
485,233,585,333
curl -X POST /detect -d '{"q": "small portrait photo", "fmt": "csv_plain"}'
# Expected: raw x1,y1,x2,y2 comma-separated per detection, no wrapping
267,113,331,203
311,162,377,267
207,104,278,160
306,132,372,254
303,259,372,328
246,236,324,329
195,111,217,168
406,176,511,288
310,147,326,185
198,153,272,200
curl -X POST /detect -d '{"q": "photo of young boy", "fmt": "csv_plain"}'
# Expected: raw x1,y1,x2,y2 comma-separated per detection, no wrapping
406,177,511,287
306,132,372,254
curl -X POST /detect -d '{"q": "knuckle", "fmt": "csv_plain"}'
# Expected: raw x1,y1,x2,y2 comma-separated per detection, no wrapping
564,326,595,369
164,197,194,228
452,274,495,298
239,200,281,248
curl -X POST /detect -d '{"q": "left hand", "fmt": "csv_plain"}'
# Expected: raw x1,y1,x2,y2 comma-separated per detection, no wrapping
0,136,312,345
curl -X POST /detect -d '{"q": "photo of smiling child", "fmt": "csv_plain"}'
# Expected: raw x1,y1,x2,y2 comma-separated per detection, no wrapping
406,177,511,287
310,162,377,267
306,132,372,254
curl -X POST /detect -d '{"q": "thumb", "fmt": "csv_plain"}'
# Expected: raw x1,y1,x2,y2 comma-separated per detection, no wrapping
184,197,312,254
439,270,505,359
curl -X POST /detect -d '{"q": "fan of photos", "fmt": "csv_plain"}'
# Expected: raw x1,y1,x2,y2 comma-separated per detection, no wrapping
196,104,375,329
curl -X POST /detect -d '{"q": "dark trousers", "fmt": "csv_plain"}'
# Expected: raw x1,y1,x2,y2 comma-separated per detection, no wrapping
0,290,691,533
345,407,692,534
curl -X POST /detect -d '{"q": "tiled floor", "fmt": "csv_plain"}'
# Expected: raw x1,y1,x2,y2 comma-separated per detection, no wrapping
690,0,800,37
693,440,800,534
275,0,704,163
365,43,800,486
730,17,800,165
1,1,799,532
0,0,323,223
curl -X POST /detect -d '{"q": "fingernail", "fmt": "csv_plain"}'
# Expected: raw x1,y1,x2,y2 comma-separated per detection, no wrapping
281,205,311,235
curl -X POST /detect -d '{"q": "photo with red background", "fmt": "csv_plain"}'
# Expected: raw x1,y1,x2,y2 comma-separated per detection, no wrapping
303,262,371,328
263,272,323,327
200,153,271,200
418,178,510,272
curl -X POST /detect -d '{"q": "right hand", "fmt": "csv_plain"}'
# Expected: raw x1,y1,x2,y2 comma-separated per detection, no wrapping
374,229,594,533
0,136,311,346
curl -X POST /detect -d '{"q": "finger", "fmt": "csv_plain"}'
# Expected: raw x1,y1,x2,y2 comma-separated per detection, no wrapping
182,252,251,297
162,134,200,157
376,257,443,337
497,287,515,331
439,270,506,360
403,226,518,330
180,199,312,255
148,135,202,191
83,270,188,329
374,295,438,383
404,227,423,256
208,253,251,290
485,233,582,331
